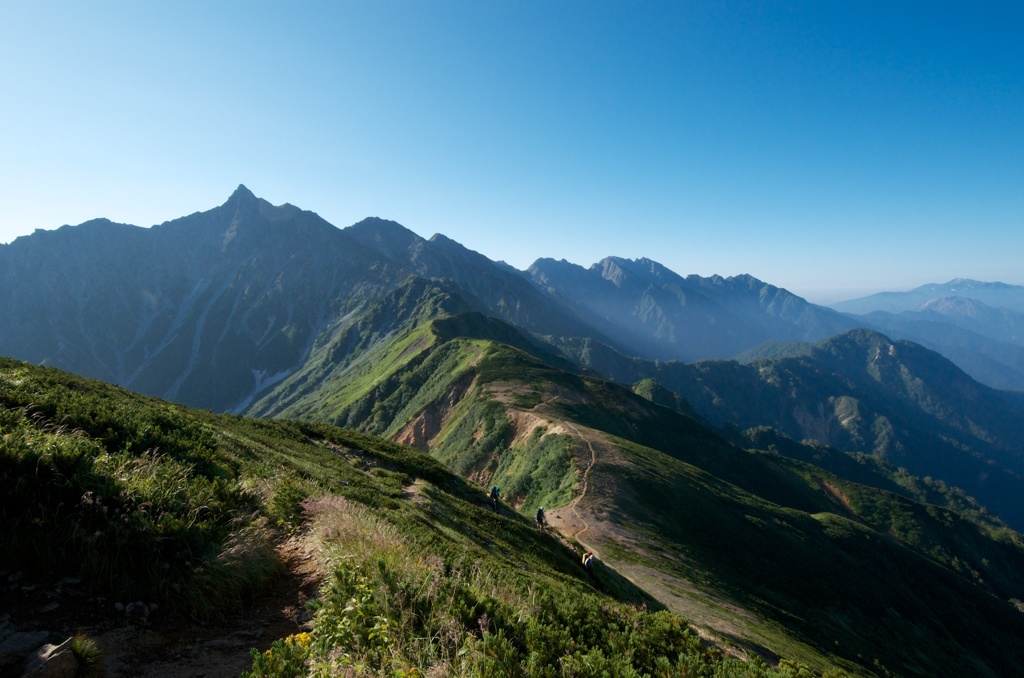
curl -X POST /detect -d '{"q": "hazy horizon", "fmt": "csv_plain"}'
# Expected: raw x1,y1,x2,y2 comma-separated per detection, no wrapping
3,2,1021,302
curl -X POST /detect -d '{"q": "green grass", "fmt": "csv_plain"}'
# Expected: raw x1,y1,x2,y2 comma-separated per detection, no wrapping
0,356,856,676
237,323,1024,676
246,487,846,678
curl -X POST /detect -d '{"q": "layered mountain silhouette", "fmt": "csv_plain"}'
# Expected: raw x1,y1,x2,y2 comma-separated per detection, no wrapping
528,256,859,361
831,281,1024,390
0,186,864,412
832,279,1024,315
0,187,606,412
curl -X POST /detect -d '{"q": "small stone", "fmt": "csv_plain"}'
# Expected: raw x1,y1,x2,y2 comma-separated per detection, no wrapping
40,602,60,613
125,601,149,625
114,602,125,612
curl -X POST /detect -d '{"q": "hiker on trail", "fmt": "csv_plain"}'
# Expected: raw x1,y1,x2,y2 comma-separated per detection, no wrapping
535,506,546,529
489,486,500,511
582,551,595,571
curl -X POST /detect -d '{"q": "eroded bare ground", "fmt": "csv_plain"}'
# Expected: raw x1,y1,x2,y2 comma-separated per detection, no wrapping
540,422,780,663
1,537,324,678
542,420,633,558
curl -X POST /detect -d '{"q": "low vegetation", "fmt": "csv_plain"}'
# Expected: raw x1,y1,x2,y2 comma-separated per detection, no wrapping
1,357,845,676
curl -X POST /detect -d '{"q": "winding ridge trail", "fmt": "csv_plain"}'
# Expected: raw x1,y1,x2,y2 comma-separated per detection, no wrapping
565,423,598,541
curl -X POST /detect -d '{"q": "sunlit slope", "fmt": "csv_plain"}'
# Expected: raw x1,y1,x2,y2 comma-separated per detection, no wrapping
265,315,1024,676
6,357,804,676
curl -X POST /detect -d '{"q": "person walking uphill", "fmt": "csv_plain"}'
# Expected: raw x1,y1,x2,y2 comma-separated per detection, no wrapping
535,506,546,529
489,486,500,511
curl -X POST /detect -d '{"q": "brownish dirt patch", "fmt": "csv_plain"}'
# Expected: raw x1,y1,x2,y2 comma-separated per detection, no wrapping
1,537,325,678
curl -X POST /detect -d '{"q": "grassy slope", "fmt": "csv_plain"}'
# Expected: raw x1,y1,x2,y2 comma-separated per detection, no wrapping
262,321,1024,676
3,357,837,677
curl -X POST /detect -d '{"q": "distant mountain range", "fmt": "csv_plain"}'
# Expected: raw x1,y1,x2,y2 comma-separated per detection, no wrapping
831,279,1024,315
829,281,1024,391
527,257,858,362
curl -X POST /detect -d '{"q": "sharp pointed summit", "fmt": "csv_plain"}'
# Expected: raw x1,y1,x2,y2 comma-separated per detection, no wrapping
226,183,257,204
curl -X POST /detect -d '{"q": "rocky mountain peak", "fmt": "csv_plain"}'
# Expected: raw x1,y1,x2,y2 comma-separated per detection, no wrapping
346,217,424,261
229,183,256,201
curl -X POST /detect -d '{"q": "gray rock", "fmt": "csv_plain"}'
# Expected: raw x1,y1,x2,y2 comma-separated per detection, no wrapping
21,637,77,678
125,601,149,625
0,614,13,643
0,631,48,666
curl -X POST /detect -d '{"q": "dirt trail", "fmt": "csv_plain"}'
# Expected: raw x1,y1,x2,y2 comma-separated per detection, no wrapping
1,537,323,678
541,421,605,562
564,423,598,541
100,537,322,677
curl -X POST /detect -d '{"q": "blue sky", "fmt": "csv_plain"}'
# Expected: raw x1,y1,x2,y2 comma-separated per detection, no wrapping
2,1,1021,303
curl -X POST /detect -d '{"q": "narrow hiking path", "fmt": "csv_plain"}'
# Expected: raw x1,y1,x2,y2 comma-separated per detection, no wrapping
2,536,323,678
564,423,597,542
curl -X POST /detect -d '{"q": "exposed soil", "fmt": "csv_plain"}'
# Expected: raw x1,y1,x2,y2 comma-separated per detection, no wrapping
544,421,633,560
1,537,324,677
539,422,781,664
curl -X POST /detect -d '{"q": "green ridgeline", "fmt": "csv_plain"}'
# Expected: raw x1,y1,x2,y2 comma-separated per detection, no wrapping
265,321,1024,676
1,356,837,677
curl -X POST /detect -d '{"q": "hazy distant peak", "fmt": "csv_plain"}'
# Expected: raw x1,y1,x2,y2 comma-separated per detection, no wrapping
916,296,1000,320
427,232,459,246
526,258,590,289
347,216,420,239
427,233,495,267
345,217,424,261
835,278,1024,315
528,257,585,271
596,257,629,286
728,273,760,286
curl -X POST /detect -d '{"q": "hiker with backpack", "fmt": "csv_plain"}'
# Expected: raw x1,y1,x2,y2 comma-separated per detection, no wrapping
535,506,546,529
489,486,500,511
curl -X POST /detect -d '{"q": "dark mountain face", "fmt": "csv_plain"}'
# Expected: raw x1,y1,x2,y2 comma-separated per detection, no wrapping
345,224,606,346
853,300,1024,392
527,256,859,362
0,188,607,412
0,188,423,411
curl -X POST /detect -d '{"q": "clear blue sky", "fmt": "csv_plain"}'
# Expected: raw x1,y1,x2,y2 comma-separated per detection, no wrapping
2,1,1021,303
